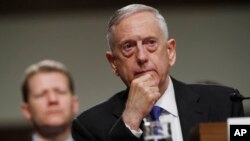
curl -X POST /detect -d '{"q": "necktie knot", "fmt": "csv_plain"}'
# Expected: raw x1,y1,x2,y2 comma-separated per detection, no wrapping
150,106,163,121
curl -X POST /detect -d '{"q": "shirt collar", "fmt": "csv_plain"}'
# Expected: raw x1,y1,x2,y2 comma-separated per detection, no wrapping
155,76,178,117
32,133,74,141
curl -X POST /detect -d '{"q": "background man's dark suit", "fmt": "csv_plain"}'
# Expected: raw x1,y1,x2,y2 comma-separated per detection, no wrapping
72,78,244,141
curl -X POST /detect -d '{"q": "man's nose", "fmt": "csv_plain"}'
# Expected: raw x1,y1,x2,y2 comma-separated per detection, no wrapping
136,45,148,65
47,92,58,104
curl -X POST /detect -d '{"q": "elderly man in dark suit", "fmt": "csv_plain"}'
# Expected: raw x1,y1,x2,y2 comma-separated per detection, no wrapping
72,4,244,141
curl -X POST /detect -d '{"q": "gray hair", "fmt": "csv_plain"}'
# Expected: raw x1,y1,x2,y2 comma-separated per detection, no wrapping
106,4,169,50
21,59,75,102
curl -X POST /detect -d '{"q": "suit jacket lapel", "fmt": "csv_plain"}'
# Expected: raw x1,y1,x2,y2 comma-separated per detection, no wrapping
172,78,209,141
112,89,128,118
109,89,143,141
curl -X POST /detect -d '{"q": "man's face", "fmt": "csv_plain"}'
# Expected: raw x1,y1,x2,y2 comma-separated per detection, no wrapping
21,72,78,128
106,12,176,93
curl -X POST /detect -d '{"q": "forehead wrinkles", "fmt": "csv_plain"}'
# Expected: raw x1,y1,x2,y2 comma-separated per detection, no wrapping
112,12,163,43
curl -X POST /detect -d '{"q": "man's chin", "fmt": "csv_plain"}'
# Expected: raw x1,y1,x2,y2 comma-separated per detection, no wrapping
38,119,68,128
37,122,69,135
134,71,158,80
45,121,67,127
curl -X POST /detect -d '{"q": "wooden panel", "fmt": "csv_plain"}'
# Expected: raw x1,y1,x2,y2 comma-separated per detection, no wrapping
190,122,227,141
199,122,227,141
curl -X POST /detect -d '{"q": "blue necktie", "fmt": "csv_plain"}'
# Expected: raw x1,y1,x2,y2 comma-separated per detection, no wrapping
150,106,163,121
150,106,164,135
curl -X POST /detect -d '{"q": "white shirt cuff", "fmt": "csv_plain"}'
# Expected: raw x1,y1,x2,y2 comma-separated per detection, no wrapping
124,123,143,138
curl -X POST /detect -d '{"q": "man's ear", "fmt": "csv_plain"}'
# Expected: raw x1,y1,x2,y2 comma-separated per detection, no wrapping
72,95,79,116
106,51,118,76
20,102,32,121
167,38,177,67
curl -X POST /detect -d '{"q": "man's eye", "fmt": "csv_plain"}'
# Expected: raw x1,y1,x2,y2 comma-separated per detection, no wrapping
149,39,156,44
122,43,134,51
121,42,136,57
144,39,158,51
147,39,157,46
56,89,68,95
33,93,45,98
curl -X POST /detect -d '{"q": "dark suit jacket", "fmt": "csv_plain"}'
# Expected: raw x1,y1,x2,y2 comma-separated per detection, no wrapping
72,78,244,141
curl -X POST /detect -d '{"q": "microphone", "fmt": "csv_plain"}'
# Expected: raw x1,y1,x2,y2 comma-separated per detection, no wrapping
230,92,250,102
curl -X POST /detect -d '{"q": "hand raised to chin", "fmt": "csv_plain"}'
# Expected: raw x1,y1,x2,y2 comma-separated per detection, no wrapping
122,74,161,131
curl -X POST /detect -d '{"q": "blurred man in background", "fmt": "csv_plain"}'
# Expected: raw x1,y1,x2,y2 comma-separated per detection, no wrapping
20,60,79,141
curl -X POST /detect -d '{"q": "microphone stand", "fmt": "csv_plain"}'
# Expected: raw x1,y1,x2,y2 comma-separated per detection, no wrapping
230,92,250,102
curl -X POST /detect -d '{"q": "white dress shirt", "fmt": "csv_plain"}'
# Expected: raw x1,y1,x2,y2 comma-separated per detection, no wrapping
32,133,74,141
155,77,183,141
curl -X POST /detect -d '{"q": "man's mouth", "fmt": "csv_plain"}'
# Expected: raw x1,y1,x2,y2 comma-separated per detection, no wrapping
134,69,154,78
47,110,62,115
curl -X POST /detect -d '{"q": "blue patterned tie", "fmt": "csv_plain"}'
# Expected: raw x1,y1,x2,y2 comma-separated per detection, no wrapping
150,106,163,121
150,106,164,135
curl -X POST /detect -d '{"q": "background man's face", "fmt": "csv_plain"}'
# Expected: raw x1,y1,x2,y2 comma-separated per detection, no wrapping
22,72,78,128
